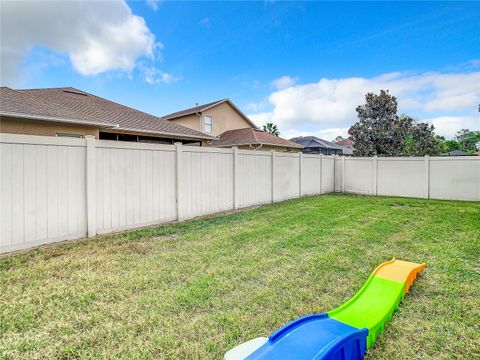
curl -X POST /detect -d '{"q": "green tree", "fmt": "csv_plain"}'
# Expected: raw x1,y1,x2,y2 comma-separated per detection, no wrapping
401,115,438,156
455,129,480,152
263,122,280,136
435,136,461,154
348,90,409,156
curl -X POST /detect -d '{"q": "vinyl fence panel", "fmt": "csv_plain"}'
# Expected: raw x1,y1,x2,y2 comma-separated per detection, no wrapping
429,157,480,201
1,134,87,253
344,158,374,195
322,156,335,193
301,155,322,196
236,150,272,208
95,141,177,234
181,147,234,219
275,153,300,201
377,158,426,198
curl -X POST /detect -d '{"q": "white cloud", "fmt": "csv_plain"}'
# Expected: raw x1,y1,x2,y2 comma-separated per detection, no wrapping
271,75,297,90
1,0,160,85
426,116,480,138
249,70,480,139
146,0,161,11
140,65,180,85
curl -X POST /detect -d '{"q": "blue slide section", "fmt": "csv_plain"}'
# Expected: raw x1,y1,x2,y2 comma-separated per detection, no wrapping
245,314,368,360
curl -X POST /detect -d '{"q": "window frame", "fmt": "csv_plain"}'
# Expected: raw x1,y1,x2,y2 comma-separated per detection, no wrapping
203,115,212,133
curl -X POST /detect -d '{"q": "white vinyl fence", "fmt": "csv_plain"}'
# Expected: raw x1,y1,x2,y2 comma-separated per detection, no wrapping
0,134,335,253
1,134,478,253
334,156,480,201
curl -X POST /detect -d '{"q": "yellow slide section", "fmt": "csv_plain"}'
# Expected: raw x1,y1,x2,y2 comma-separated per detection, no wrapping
373,258,426,294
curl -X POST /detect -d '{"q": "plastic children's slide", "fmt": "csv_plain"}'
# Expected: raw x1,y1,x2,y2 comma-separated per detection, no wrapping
224,258,426,360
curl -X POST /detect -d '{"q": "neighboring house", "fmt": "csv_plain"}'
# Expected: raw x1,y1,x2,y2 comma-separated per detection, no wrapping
290,136,353,155
0,87,214,144
335,138,354,150
162,99,256,137
440,150,476,156
164,98,302,152
208,127,303,152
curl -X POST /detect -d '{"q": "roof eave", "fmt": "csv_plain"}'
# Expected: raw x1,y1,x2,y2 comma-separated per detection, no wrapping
111,126,216,141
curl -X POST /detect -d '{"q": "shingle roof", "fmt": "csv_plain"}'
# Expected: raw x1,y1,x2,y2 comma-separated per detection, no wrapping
290,136,345,150
335,138,354,149
1,86,214,140
0,87,113,127
209,128,303,149
440,150,475,156
162,98,257,128
290,135,353,154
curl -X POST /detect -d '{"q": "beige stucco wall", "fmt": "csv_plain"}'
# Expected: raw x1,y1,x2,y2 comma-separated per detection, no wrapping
0,116,100,138
169,102,254,136
166,113,202,133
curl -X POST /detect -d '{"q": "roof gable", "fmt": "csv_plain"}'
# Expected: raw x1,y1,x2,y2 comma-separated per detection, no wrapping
162,98,257,128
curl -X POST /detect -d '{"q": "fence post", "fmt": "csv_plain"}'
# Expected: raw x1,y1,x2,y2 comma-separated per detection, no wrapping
299,152,303,197
320,154,323,194
372,155,378,196
424,155,430,199
85,135,97,238
271,150,276,203
175,142,183,220
233,146,239,209
341,156,345,193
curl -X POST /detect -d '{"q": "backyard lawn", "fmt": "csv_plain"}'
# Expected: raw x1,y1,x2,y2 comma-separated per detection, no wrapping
1,194,479,359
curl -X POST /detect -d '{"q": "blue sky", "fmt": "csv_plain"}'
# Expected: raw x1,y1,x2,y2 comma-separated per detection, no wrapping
1,1,479,139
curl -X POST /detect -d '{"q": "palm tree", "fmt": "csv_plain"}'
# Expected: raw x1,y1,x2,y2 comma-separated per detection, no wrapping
263,122,280,136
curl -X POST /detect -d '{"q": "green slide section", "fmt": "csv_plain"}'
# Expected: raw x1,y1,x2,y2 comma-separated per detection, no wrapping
328,275,405,348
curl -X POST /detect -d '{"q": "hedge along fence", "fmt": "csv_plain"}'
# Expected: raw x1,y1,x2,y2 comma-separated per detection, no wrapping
1,133,478,253
0,133,335,253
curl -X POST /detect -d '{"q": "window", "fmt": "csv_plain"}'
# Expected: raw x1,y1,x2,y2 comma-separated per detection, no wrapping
204,116,212,133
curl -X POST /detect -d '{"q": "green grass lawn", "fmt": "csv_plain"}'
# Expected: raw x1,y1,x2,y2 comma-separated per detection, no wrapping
1,194,479,359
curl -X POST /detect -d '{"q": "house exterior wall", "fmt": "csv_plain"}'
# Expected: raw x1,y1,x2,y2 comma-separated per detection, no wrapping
165,113,202,133
169,102,254,136
202,102,253,136
0,116,100,138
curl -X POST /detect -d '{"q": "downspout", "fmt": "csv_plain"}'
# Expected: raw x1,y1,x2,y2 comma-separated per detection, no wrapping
196,110,203,146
